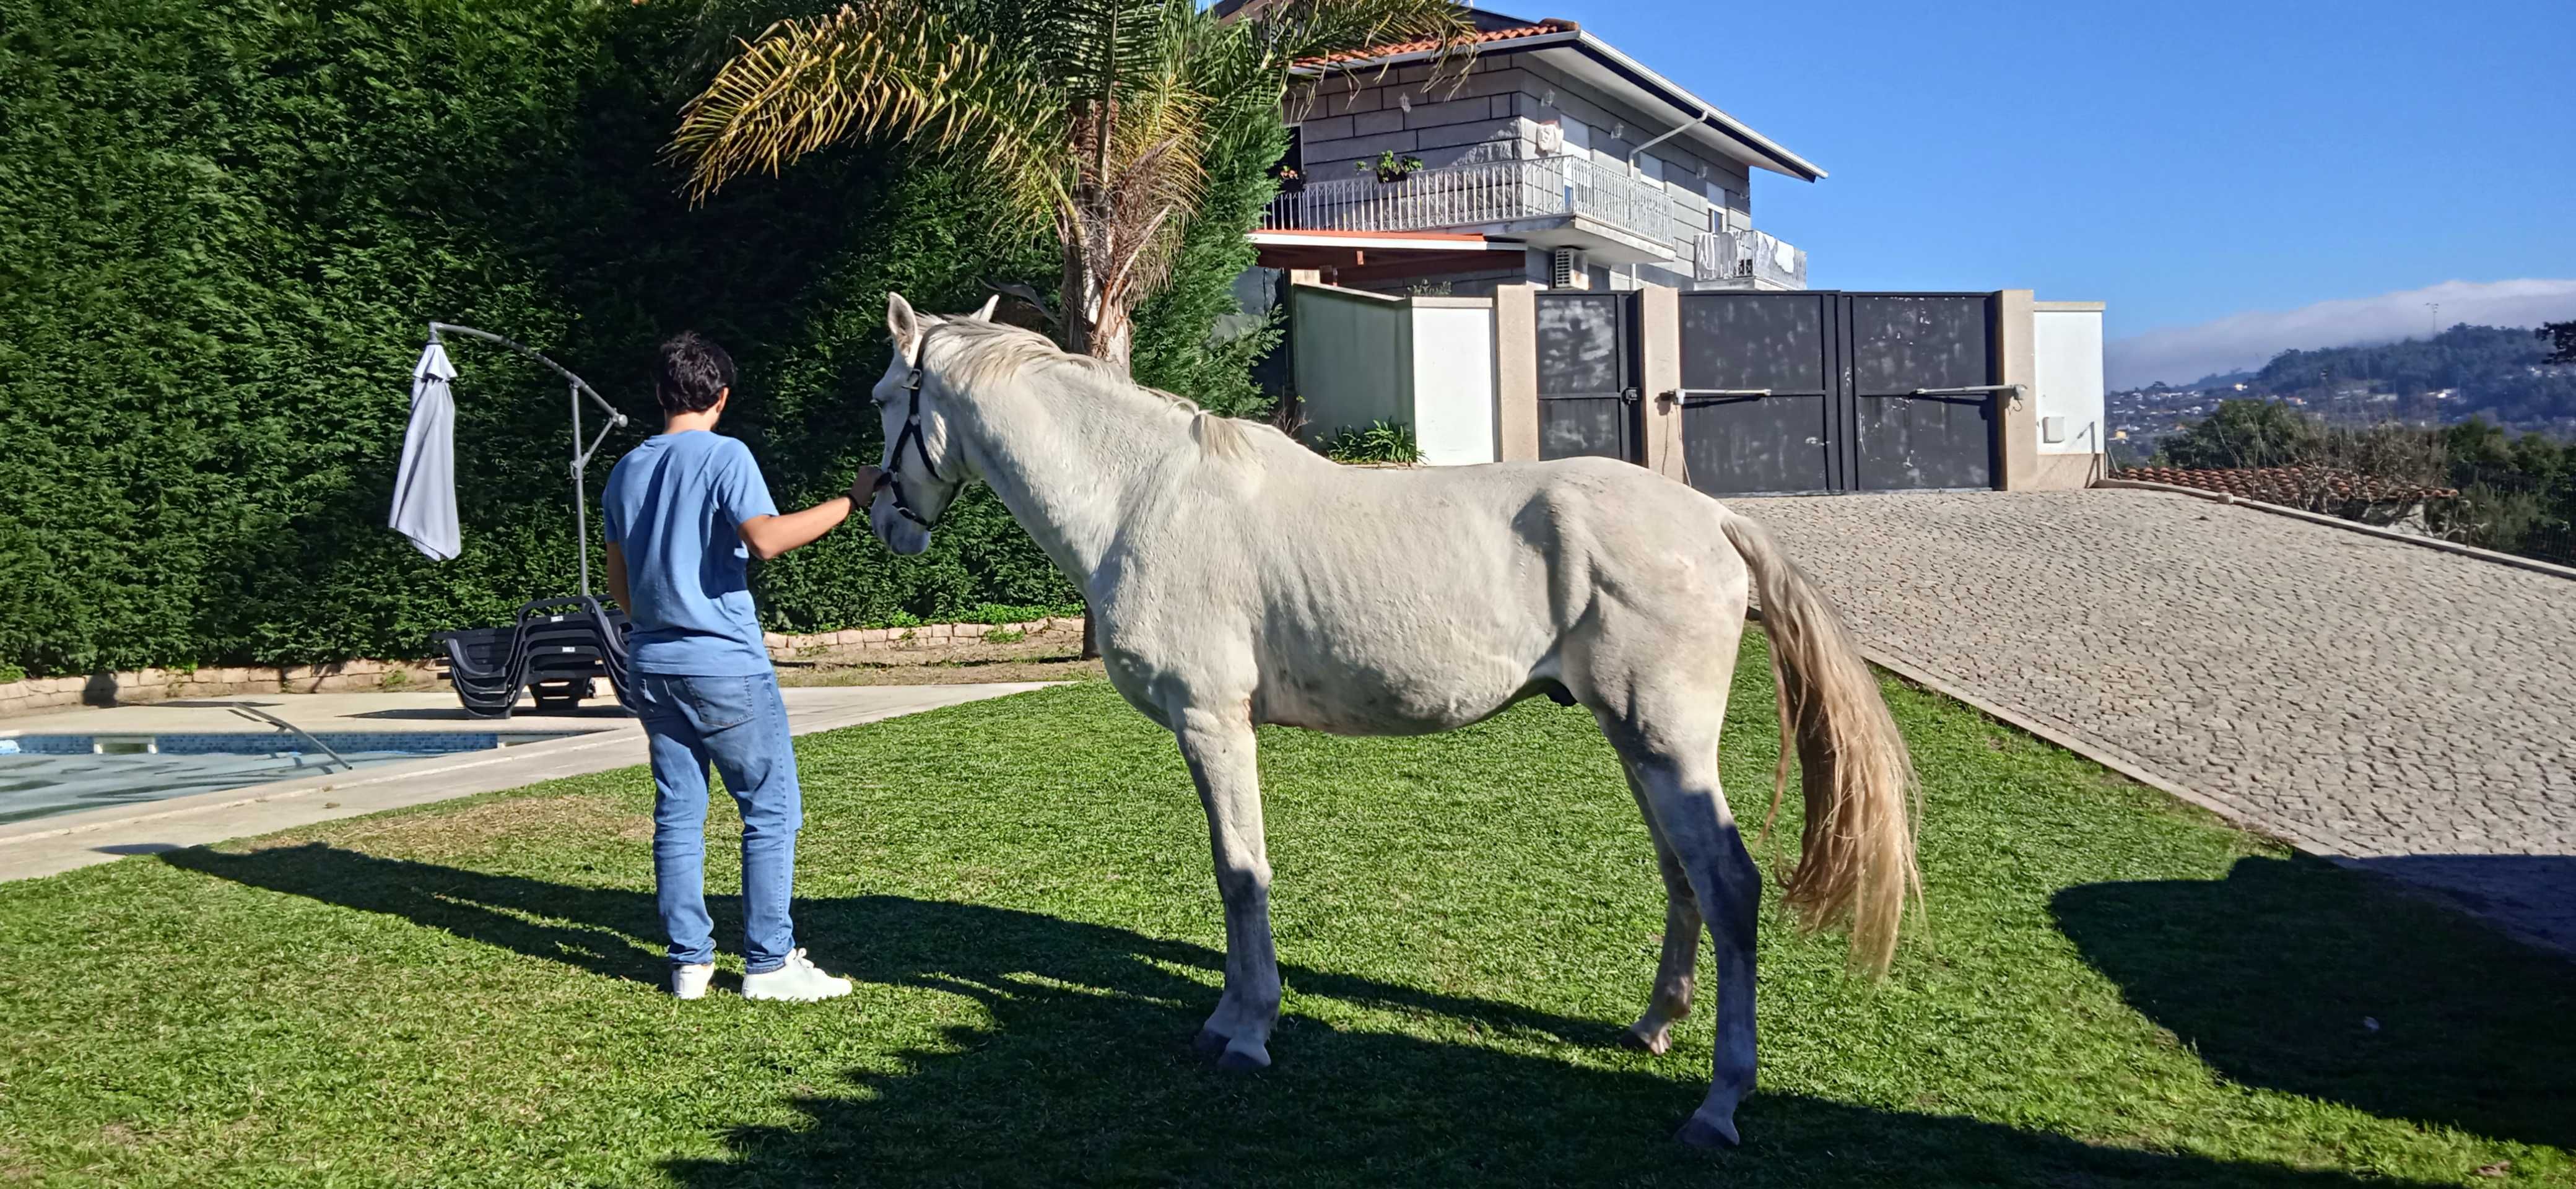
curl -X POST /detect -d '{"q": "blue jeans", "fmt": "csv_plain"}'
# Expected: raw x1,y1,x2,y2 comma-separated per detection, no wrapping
628,670,803,975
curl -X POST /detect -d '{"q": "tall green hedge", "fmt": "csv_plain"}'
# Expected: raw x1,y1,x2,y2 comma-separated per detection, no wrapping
0,0,1276,677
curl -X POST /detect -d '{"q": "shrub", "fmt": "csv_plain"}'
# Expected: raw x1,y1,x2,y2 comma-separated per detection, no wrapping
1323,420,1424,465
0,0,1274,676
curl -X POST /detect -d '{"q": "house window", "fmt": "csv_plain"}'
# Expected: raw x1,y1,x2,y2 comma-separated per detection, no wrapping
1638,154,1664,184
1273,125,1305,193
1705,182,1741,231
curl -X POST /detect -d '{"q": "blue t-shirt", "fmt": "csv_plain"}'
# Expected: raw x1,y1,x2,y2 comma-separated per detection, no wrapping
602,432,780,676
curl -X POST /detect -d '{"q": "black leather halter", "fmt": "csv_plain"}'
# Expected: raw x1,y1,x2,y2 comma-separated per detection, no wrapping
876,332,946,528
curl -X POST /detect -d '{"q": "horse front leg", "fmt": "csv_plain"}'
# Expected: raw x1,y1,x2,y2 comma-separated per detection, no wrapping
1172,700,1280,1071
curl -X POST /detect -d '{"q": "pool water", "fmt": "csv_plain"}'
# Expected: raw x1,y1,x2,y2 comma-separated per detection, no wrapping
0,731,581,825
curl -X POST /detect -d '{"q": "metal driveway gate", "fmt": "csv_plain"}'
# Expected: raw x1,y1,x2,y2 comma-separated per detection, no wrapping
1674,291,2001,494
1534,291,1641,463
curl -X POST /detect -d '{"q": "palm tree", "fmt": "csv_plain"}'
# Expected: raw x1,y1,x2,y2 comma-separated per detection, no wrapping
668,0,1476,370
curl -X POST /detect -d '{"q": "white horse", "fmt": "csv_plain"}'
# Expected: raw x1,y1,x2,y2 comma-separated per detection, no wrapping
862,294,1919,1147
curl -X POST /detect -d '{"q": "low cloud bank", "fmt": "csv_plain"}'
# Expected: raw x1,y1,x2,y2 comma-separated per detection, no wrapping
2106,279,2576,390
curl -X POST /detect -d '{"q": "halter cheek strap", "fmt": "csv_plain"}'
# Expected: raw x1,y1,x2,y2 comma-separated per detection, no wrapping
876,331,946,528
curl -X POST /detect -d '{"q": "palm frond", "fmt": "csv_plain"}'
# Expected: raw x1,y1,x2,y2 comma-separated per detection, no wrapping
669,0,1069,225
1231,0,1477,76
1037,0,1178,100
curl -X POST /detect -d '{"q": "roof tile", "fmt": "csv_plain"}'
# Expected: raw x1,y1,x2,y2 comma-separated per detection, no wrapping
2115,465,2459,505
1300,19,1577,68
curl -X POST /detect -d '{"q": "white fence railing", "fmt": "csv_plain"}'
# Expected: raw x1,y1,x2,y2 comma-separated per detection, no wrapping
1692,229,1808,289
1264,155,1801,289
1266,155,1687,240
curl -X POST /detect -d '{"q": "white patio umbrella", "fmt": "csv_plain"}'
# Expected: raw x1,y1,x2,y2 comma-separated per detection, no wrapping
389,340,460,560
387,322,630,592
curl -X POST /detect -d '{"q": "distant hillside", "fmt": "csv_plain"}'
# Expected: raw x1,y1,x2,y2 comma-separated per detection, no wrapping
2180,367,2258,390
2237,324,2575,429
2111,326,2576,445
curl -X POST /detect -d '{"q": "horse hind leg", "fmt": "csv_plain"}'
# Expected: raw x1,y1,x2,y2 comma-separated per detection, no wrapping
1598,702,1761,1148
1619,760,1702,1056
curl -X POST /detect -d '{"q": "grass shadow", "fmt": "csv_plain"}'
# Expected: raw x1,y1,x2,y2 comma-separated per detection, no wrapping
2054,855,2576,1151
164,844,2445,1186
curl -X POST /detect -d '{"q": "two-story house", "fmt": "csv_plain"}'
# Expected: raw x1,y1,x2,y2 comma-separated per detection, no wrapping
1251,9,1818,296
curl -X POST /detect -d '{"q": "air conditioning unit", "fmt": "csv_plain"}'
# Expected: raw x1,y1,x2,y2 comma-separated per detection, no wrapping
1549,248,1588,289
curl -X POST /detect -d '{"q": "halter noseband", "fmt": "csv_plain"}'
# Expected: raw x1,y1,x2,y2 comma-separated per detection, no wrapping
874,329,947,528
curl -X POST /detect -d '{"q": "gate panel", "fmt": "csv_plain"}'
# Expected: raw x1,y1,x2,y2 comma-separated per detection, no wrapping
1676,292,1836,494
1534,292,1639,462
1669,290,2001,495
1845,295,1996,490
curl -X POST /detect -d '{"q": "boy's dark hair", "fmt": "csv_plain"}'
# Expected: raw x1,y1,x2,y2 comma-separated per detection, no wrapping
656,332,736,415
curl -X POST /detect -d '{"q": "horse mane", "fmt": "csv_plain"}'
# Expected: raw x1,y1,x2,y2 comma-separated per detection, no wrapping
926,318,1260,459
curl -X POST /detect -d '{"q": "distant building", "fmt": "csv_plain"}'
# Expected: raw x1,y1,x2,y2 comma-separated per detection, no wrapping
1245,7,1817,295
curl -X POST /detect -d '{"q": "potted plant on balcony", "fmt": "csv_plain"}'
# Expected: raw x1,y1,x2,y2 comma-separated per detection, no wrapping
1357,150,1424,184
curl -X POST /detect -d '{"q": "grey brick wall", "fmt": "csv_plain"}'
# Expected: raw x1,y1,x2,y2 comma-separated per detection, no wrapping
1287,54,1756,231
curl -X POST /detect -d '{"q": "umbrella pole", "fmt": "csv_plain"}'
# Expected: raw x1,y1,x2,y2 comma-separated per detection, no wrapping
571,379,590,596
427,321,629,601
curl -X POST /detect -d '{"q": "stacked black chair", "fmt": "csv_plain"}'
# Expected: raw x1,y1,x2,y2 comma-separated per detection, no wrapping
433,596,633,719
436,625,528,718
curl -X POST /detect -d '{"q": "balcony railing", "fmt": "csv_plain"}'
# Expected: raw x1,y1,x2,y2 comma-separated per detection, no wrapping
1692,229,1808,289
1266,155,1675,238
1263,154,1800,288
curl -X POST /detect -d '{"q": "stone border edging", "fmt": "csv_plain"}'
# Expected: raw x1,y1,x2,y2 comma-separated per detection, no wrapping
2094,479,2576,583
1,617,1088,720
1744,607,2359,859
1754,607,2576,962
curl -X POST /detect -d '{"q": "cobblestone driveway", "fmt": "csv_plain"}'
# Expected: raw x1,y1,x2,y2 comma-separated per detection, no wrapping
1733,489,2576,956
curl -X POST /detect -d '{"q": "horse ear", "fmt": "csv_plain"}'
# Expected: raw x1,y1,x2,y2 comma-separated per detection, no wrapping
886,292,923,363
971,294,1000,322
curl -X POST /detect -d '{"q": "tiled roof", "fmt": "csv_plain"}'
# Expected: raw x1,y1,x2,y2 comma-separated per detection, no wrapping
1300,19,1578,68
2115,465,2459,505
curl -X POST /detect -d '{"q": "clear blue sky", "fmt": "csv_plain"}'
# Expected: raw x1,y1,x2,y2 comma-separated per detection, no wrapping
1535,0,2576,339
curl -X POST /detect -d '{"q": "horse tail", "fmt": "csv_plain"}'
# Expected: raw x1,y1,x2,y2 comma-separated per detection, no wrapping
1717,508,1920,976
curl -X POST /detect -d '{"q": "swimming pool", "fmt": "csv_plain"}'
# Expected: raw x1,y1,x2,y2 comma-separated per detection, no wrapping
0,731,583,825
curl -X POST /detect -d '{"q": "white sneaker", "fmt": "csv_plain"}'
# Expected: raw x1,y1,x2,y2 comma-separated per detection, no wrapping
741,949,853,1002
671,962,715,1000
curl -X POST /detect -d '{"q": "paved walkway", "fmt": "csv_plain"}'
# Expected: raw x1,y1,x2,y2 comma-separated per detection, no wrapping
1734,489,2576,956
0,684,1048,882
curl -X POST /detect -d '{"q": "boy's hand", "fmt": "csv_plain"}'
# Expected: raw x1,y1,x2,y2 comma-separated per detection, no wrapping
848,465,886,506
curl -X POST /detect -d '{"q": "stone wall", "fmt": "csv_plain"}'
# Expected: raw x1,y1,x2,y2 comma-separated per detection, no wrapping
760,616,1081,661
0,617,1088,719
0,658,447,717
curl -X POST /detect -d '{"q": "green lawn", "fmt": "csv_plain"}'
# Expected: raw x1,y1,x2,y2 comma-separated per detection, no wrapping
2,633,2569,1187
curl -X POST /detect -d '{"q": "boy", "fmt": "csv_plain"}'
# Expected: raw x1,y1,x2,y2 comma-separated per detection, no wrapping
603,332,881,1001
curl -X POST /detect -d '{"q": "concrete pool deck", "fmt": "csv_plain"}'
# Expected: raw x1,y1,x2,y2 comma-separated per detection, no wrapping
0,684,1050,882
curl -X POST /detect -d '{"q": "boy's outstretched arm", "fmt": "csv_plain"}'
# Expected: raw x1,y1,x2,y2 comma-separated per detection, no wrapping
606,542,633,612
738,466,883,560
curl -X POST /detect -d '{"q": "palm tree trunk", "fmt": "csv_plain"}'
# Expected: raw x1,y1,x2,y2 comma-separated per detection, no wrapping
1059,226,1135,371
1060,226,1108,660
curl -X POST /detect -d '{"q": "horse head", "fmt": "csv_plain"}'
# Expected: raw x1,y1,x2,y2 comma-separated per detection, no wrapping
866,291,998,555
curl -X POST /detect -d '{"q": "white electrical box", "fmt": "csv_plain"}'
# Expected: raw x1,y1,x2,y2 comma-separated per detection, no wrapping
1533,120,1564,157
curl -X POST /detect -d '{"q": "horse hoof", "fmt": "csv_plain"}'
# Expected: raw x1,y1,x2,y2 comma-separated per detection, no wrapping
1620,1025,1671,1055
1215,1042,1271,1072
1191,1027,1229,1056
1675,1112,1740,1149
